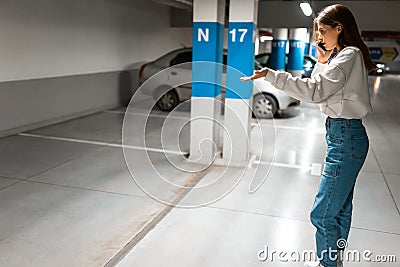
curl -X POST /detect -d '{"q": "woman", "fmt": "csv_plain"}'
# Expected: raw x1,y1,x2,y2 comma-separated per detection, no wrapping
241,4,375,267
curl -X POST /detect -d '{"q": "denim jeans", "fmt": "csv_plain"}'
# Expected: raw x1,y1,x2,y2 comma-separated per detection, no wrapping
310,118,369,267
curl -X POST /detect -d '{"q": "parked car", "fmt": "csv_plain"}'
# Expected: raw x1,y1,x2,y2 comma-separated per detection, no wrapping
139,48,300,119
369,61,390,75
255,53,317,78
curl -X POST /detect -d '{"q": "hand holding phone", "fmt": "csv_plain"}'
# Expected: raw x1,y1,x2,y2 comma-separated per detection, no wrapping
317,42,330,63
317,42,327,52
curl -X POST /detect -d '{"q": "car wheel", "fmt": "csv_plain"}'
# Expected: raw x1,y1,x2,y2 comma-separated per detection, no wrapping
252,93,278,119
156,90,179,111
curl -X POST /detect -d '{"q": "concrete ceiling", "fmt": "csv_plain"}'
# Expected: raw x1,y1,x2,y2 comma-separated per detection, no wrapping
169,0,400,31
257,1,400,30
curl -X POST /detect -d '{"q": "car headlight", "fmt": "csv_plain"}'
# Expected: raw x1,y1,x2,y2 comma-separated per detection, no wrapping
376,63,384,68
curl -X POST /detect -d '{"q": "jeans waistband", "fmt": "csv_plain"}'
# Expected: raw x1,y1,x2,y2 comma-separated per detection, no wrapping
326,117,363,129
326,116,362,121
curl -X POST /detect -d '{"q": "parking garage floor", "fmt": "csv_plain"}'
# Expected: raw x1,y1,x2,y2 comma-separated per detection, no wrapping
1,75,399,267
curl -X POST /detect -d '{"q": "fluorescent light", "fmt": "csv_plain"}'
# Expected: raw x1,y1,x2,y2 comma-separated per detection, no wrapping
300,2,313,17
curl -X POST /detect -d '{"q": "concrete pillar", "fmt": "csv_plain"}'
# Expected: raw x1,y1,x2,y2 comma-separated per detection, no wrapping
222,0,258,167
190,0,225,164
270,28,288,71
287,28,308,77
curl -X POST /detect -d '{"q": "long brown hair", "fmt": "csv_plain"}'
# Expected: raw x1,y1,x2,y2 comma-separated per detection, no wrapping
313,4,376,71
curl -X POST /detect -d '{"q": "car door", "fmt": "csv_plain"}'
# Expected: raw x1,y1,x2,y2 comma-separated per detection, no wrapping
169,51,193,101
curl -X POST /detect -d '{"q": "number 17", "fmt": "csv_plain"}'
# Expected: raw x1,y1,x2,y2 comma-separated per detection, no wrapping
229,28,248,43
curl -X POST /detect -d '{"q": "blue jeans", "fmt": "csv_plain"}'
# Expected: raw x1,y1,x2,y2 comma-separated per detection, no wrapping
310,118,369,267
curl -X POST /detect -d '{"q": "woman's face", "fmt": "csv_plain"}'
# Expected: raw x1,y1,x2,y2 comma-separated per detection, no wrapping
316,22,342,50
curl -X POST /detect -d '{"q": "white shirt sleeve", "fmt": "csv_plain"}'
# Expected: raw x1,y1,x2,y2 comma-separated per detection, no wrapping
264,49,357,103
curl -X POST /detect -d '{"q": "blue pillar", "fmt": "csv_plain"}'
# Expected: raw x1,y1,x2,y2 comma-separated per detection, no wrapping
304,43,310,55
270,28,288,71
287,28,307,77
310,38,317,57
222,0,257,166
311,45,317,58
304,30,311,55
190,0,225,164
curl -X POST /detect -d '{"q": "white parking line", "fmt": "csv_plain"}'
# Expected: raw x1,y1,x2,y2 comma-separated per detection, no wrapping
103,109,188,120
251,122,325,132
254,160,322,176
107,111,324,132
311,163,323,176
18,133,323,174
18,133,188,156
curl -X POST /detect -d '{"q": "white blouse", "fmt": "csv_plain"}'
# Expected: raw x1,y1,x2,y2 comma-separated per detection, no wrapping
264,46,372,119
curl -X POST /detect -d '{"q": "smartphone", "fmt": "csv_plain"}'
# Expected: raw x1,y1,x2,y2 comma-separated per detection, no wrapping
318,42,327,52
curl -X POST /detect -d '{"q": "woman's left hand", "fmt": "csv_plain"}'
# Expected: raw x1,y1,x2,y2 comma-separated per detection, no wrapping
316,43,335,64
240,68,269,82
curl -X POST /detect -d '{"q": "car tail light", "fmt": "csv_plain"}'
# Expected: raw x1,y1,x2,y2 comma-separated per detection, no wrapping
139,64,147,77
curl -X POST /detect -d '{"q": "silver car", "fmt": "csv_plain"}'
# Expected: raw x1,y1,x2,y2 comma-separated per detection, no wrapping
138,48,299,119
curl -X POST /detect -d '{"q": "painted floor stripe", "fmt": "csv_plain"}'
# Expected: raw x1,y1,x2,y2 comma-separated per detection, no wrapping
250,122,325,132
17,133,322,173
103,109,188,120
106,111,322,132
254,160,305,169
18,133,187,156
254,160,322,176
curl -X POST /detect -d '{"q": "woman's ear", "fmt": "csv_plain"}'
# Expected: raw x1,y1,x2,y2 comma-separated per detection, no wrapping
337,24,343,33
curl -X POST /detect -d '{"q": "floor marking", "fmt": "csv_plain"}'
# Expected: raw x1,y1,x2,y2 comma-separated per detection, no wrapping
18,133,321,173
254,160,322,176
247,154,257,168
107,111,323,132
103,109,188,120
107,110,323,131
251,122,325,132
18,133,322,174
18,133,187,156
311,163,323,176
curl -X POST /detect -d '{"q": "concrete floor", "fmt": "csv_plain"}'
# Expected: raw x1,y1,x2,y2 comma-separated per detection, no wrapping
0,75,399,266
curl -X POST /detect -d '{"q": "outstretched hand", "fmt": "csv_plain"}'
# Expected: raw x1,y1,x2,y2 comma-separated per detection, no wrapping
240,68,269,82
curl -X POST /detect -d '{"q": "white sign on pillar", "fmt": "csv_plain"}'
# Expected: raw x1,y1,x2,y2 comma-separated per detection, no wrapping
287,28,308,77
190,0,225,165
270,28,288,71
222,0,258,167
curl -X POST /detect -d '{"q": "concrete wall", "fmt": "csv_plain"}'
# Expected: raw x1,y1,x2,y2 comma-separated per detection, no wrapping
0,71,133,136
0,0,191,136
0,0,188,82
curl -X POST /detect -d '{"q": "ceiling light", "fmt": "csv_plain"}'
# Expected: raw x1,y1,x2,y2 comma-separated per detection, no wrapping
300,2,313,17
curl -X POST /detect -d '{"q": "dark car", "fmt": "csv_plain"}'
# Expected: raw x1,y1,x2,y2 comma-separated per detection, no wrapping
255,53,317,78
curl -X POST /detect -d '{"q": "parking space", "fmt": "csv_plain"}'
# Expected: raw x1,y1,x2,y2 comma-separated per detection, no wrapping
116,76,400,267
0,74,398,266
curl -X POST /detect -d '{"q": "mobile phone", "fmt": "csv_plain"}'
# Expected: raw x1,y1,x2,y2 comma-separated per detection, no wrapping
318,42,327,52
